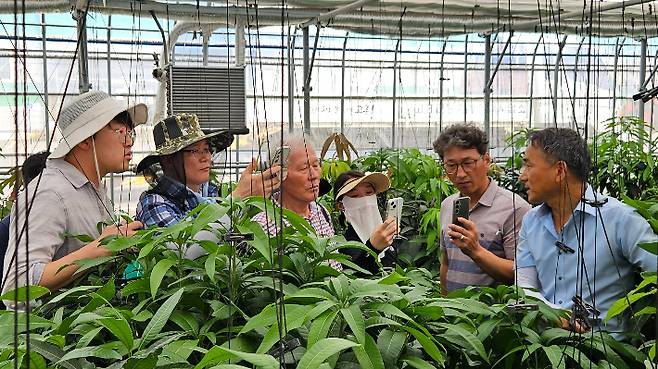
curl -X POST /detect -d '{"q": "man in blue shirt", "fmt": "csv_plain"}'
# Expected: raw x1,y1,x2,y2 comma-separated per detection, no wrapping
516,127,657,338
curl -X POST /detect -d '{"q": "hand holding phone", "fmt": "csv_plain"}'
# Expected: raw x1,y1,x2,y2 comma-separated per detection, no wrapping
386,197,404,234
452,196,470,227
258,146,290,180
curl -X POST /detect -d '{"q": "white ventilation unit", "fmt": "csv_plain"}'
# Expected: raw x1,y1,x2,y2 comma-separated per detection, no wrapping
170,66,248,134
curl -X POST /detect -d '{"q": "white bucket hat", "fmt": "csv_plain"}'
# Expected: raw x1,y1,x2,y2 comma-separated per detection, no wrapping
50,91,148,158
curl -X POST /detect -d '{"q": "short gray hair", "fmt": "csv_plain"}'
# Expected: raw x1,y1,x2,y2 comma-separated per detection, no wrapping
265,133,313,163
432,124,489,159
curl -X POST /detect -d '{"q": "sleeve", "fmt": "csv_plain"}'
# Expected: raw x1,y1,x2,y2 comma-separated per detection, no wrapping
251,212,278,236
3,188,67,296
136,193,183,228
619,206,658,273
515,265,561,309
502,199,531,260
513,215,536,269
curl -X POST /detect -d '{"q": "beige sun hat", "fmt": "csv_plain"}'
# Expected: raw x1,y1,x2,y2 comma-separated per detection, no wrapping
50,91,148,158
335,172,390,200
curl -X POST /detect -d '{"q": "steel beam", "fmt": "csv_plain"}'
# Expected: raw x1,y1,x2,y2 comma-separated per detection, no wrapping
638,38,647,120
303,26,310,133
299,0,377,28
340,33,349,134
528,35,543,128
483,34,492,138
553,35,567,126
74,0,91,93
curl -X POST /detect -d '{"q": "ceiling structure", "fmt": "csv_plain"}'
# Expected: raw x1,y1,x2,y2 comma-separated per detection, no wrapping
1,0,658,38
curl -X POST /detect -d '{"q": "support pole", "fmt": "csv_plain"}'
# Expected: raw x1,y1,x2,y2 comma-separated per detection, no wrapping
553,35,567,126
288,29,295,133
107,15,114,205
528,35,542,128
202,30,210,66
74,1,91,93
463,34,468,124
611,38,623,117
439,40,447,134
235,18,245,66
638,38,647,120
303,26,310,133
392,39,400,148
483,34,492,138
340,33,349,134
41,13,49,145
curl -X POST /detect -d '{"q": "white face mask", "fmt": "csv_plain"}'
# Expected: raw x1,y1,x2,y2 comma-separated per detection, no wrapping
342,194,383,244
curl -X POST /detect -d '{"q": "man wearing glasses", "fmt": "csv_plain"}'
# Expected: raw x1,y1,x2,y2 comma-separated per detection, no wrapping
433,124,530,295
2,91,145,307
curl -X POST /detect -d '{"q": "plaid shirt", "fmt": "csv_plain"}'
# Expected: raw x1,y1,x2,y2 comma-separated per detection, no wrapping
136,176,219,228
252,195,341,270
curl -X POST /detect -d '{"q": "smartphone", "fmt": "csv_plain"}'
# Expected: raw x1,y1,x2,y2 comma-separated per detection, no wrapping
386,197,404,231
452,196,470,226
270,146,290,180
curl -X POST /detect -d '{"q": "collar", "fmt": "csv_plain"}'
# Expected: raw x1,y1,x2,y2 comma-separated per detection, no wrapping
157,176,196,201
48,158,92,189
575,184,605,217
474,178,498,207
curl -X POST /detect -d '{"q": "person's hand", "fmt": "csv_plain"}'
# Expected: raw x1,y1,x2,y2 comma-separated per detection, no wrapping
94,220,143,257
100,220,142,238
232,158,282,198
559,316,590,334
447,217,482,258
369,218,398,250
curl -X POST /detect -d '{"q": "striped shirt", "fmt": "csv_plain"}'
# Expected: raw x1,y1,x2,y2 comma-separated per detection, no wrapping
252,195,340,270
440,179,530,292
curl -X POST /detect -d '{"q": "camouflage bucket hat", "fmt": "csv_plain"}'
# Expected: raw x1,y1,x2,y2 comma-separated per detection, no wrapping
135,113,234,173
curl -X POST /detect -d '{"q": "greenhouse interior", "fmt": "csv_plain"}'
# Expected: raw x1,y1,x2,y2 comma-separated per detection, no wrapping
0,0,657,368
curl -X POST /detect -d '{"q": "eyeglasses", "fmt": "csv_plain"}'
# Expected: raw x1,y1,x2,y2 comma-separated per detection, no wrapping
443,155,482,175
182,148,213,158
110,127,136,142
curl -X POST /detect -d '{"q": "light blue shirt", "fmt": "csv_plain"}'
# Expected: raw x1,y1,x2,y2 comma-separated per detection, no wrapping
516,185,658,335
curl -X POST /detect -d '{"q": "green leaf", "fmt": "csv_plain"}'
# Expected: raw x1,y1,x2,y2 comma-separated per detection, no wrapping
44,285,101,306
72,256,119,276
353,333,385,369
30,339,84,369
76,326,104,348
605,291,654,321
100,317,134,352
377,329,406,369
330,274,351,301
639,241,658,255
289,287,336,301
238,222,272,265
150,259,177,297
0,285,50,302
307,309,338,349
341,305,365,344
542,345,566,369
296,338,359,369
435,322,489,363
401,326,445,366
241,304,310,334
402,355,438,369
161,339,200,362
194,346,278,369
138,288,184,350
0,311,52,335
170,310,200,335
57,346,122,363
256,306,309,354
205,252,218,282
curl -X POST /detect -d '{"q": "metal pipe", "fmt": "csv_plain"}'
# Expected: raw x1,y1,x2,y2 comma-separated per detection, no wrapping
570,36,586,127
463,34,468,124
392,38,400,148
485,32,513,91
299,0,377,28
508,0,656,32
41,13,50,145
439,39,447,134
288,28,295,133
483,34,492,138
74,0,91,93
528,35,542,128
235,17,245,66
340,32,349,134
638,38,647,120
303,26,310,133
202,30,210,66
611,38,624,118
107,14,114,204
553,35,568,126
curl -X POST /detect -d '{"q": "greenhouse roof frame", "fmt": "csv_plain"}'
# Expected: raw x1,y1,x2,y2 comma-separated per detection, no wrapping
2,0,658,38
